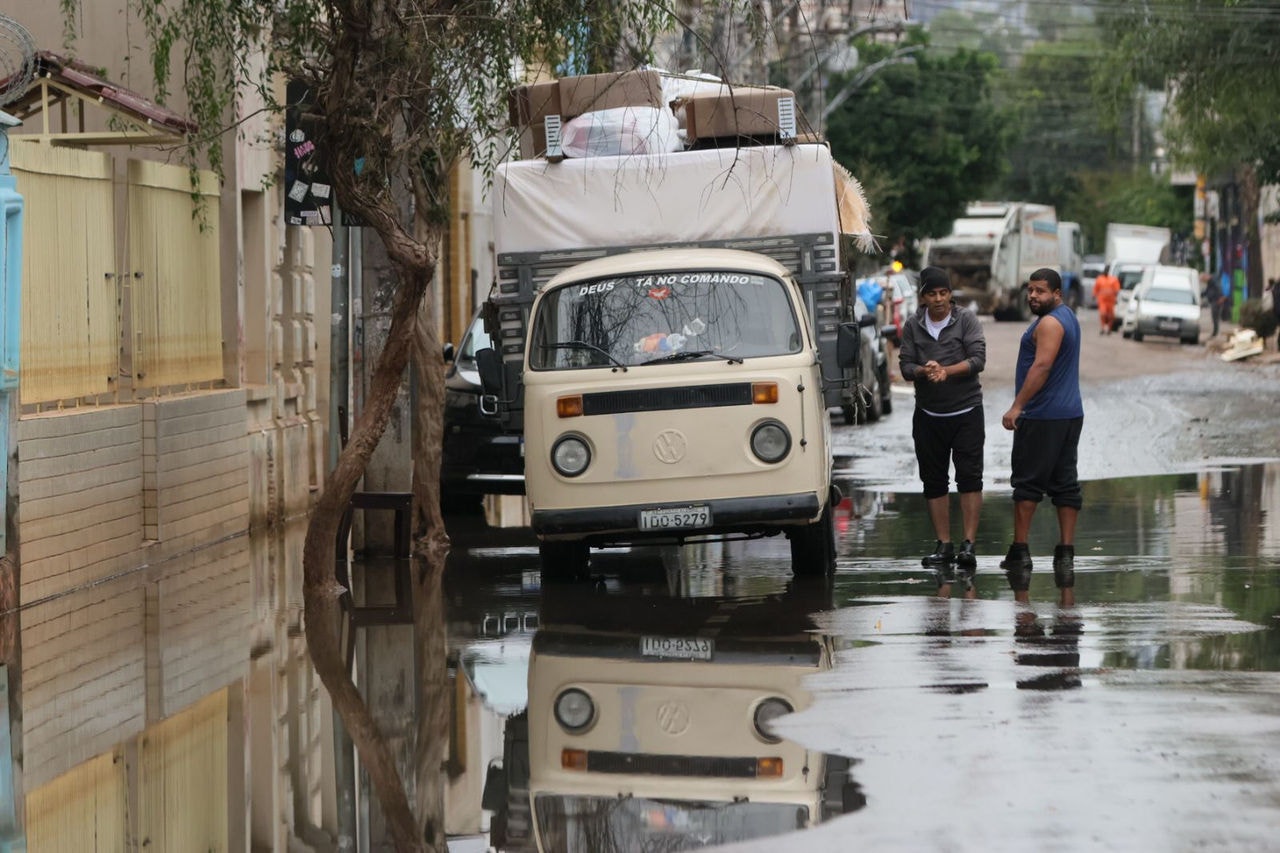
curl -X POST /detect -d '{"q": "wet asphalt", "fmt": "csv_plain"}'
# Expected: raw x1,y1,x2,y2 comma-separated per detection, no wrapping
446,309,1280,852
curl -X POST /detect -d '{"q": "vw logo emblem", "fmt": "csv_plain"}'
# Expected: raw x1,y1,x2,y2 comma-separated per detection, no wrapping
656,700,690,735
653,429,687,464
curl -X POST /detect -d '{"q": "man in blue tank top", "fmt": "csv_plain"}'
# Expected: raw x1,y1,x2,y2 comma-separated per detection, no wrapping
999,268,1083,606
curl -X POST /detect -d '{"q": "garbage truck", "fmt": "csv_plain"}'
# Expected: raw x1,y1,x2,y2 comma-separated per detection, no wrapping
922,201,1059,320
475,136,874,579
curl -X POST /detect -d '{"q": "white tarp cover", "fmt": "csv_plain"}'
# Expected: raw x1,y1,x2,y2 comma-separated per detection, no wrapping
492,144,872,255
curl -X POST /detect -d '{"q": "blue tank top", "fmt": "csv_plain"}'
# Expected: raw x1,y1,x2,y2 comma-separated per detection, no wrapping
1015,303,1083,419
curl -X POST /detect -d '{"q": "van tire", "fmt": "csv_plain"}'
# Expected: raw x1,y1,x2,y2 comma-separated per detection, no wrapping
841,404,856,426
1132,329,1143,342
791,504,836,576
539,541,590,580
879,364,893,415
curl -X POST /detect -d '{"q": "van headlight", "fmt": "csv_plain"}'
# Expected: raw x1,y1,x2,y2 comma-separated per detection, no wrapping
554,688,596,732
750,421,791,463
753,697,794,743
551,434,591,477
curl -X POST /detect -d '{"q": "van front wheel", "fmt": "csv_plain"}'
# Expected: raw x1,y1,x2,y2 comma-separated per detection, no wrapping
791,504,836,576
539,541,590,581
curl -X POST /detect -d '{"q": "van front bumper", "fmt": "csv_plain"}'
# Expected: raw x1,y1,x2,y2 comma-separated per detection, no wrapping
532,492,821,544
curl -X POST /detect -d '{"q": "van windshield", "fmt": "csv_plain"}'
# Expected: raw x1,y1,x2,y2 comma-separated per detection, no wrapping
529,271,802,370
533,794,806,850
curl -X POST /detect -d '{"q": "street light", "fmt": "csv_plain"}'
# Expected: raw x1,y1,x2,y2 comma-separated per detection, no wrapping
783,19,919,135
822,47,920,123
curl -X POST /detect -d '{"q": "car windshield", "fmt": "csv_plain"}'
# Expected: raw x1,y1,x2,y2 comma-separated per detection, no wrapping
457,318,493,367
534,794,807,850
528,271,801,370
1143,287,1197,305
1116,268,1145,290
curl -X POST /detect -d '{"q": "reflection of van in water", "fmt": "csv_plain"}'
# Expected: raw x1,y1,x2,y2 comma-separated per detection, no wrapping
481,249,857,579
490,577,862,852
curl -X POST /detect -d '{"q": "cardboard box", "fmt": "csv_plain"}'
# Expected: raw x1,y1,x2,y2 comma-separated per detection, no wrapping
557,70,663,119
508,79,562,126
681,86,798,143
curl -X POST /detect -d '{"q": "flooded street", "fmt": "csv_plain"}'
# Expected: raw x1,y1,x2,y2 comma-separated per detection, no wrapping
448,461,1280,852
442,312,1280,852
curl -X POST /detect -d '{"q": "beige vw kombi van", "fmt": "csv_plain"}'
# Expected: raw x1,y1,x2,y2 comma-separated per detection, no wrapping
506,248,854,579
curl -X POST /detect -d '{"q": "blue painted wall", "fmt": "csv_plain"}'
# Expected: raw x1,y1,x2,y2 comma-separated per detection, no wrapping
0,114,23,556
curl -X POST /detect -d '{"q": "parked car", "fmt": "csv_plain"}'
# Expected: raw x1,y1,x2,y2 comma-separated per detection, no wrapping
1081,256,1105,309
837,296,893,425
441,311,525,510
1120,265,1202,345
1110,261,1149,331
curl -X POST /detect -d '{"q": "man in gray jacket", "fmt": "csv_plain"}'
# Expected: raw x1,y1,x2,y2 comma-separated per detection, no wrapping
898,266,988,585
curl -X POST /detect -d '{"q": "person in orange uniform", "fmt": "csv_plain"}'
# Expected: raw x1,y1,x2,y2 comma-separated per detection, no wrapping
1092,266,1121,335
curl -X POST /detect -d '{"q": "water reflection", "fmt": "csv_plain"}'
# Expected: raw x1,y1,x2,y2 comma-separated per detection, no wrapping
445,464,1280,850
1013,609,1083,691
834,461,1280,672
465,554,863,853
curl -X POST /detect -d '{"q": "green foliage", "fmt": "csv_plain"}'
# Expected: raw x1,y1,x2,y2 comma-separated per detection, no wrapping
1095,0,1280,184
60,0,681,226
1065,169,1193,256
993,36,1128,211
824,32,1013,257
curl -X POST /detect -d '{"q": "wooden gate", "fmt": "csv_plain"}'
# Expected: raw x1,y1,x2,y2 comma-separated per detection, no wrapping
10,142,117,404
11,143,222,406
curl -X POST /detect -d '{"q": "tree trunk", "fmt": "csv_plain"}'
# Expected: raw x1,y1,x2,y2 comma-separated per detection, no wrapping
410,298,452,846
1240,163,1265,298
302,255,436,850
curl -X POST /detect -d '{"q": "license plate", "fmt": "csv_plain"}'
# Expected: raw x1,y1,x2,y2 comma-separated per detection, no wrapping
639,505,711,530
641,636,714,660
1158,320,1179,331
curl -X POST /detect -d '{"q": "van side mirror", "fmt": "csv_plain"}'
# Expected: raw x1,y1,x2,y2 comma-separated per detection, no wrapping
475,347,508,416
858,313,876,328
836,323,861,369
442,342,456,363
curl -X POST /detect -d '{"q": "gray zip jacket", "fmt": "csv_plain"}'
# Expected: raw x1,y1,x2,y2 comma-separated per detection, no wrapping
898,303,986,414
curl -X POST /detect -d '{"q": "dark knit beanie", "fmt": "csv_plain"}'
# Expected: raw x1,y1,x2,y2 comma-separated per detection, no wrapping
919,266,950,295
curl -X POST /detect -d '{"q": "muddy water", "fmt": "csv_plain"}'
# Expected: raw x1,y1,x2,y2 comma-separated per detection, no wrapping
722,464,1280,852
452,460,1280,852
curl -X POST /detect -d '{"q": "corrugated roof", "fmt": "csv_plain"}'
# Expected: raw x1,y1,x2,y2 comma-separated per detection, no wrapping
4,50,197,140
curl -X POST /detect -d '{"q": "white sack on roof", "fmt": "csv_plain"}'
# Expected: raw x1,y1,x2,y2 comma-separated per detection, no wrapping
561,106,681,158
493,144,873,255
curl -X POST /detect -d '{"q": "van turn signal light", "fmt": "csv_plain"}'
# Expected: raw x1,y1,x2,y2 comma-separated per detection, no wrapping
756,757,784,777
557,396,584,418
752,382,779,404
561,749,588,771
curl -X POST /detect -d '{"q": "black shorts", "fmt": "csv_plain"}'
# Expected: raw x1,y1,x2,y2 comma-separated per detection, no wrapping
1010,416,1083,508
912,406,984,500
